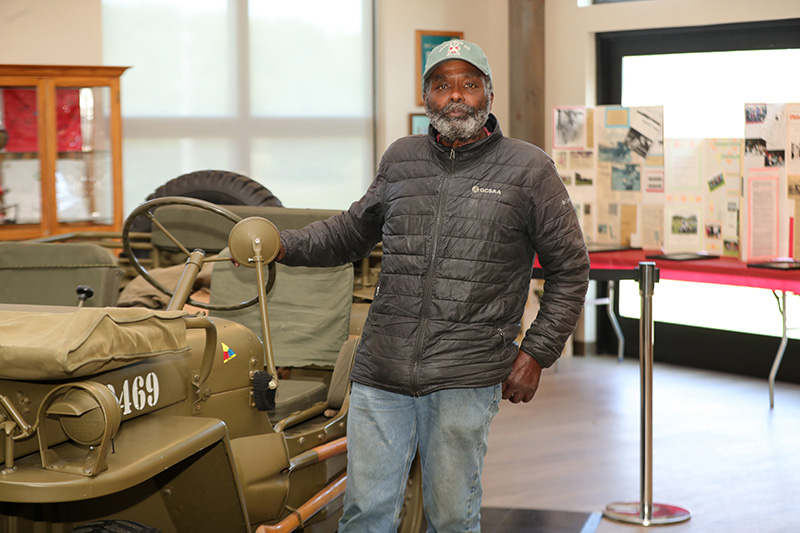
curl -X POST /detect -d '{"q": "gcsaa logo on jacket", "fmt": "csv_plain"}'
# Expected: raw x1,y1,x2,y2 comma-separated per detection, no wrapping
472,185,502,196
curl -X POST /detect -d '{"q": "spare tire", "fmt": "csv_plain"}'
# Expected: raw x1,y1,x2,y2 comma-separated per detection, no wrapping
128,170,282,257
144,169,282,207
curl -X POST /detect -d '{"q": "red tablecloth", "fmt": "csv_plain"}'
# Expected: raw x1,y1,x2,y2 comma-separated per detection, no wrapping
588,249,800,293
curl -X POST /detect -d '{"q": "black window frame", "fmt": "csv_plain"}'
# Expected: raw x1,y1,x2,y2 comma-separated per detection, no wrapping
596,17,800,105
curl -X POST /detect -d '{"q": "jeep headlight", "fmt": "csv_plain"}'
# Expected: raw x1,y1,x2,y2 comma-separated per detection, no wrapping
36,382,122,476
47,386,120,446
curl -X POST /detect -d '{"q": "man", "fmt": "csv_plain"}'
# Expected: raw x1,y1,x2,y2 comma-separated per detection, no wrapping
277,39,589,532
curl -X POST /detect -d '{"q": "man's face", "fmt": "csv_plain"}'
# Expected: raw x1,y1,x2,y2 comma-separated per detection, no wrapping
424,60,493,147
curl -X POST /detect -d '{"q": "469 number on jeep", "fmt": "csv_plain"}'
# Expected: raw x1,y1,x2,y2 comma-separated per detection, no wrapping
106,373,160,415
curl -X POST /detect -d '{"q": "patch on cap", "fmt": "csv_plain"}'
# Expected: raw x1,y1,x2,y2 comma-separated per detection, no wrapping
446,41,464,56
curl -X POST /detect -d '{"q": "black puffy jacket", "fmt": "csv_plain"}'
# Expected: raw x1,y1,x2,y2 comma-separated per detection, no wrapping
280,115,589,396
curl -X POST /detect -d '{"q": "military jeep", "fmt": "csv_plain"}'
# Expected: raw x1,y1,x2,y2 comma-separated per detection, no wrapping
0,197,421,533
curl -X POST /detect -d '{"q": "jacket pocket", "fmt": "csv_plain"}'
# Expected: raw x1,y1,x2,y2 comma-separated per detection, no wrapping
496,326,509,348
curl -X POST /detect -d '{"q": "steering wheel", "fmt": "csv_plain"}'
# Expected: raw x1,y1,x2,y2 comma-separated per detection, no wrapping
122,196,276,311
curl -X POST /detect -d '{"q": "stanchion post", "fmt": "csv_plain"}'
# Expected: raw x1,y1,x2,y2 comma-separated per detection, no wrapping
603,262,691,526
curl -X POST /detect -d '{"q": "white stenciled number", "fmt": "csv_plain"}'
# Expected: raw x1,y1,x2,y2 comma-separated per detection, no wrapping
145,371,160,407
132,375,146,411
106,372,160,415
119,379,133,415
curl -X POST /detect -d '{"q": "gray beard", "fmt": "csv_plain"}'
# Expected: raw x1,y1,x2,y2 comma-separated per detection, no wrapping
425,100,490,144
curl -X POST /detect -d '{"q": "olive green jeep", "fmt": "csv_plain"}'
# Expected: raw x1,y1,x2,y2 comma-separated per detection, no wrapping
0,197,420,533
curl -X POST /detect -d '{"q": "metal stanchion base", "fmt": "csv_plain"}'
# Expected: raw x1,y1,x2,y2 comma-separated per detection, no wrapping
603,502,691,526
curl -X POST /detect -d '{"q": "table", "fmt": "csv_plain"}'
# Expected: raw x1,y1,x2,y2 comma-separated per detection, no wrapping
586,249,800,293
535,249,800,407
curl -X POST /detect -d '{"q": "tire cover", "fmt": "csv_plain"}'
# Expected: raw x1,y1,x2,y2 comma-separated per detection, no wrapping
130,170,282,235
145,169,282,207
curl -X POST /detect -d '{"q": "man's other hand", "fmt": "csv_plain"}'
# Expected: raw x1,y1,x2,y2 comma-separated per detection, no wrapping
501,349,543,403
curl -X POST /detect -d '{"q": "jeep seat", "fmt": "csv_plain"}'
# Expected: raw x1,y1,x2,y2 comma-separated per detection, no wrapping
141,204,354,422
209,249,353,422
0,242,122,307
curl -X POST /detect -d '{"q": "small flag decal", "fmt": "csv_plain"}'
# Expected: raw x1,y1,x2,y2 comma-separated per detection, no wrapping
222,342,237,363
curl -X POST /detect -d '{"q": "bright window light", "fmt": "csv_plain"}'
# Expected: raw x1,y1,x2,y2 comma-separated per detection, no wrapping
623,49,800,139
102,0,374,214
102,0,232,117
619,48,800,337
249,0,370,118
619,279,800,339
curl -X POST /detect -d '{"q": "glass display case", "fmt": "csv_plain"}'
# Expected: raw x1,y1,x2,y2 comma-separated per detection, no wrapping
0,65,128,240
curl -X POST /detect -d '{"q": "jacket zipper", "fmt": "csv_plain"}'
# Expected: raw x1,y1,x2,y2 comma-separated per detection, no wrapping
497,327,507,347
411,148,456,395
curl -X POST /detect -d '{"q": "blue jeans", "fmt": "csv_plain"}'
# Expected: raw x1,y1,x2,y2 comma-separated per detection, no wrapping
339,382,502,532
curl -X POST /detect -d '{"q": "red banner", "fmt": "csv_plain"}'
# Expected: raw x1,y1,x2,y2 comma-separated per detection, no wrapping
2,88,82,153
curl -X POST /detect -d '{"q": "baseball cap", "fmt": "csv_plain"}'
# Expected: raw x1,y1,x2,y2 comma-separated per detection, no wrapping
422,39,492,84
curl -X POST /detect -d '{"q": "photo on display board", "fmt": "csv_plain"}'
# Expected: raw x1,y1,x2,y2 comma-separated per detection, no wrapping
553,107,587,149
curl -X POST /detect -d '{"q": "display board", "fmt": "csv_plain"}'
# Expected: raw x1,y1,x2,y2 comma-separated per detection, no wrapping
554,103,800,261
663,138,741,257
553,105,665,249
740,103,800,262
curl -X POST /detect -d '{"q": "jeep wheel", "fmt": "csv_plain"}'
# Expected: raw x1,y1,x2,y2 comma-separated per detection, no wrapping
130,170,282,237
145,169,282,208
70,520,161,533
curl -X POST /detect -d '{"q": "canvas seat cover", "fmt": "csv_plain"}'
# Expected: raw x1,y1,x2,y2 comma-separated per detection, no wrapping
0,307,189,380
0,242,121,307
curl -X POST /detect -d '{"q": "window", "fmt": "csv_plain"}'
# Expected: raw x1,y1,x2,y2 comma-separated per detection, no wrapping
102,0,374,214
595,19,800,356
596,18,800,106
621,49,800,139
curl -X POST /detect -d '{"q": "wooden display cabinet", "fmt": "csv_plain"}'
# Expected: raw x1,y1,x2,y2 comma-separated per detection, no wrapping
0,65,128,240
